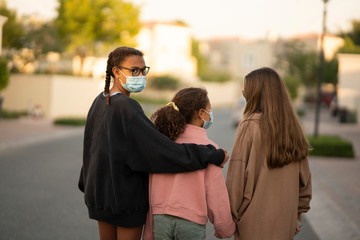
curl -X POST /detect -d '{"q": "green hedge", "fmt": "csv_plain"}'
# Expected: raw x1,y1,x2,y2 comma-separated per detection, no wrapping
150,75,180,90
308,135,354,158
1,110,28,119
54,118,86,126
297,109,305,117
131,95,169,105
199,70,231,83
0,57,9,91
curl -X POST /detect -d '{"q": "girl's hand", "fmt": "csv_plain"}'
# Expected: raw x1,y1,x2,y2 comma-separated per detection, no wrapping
220,149,229,168
295,215,302,235
214,232,223,239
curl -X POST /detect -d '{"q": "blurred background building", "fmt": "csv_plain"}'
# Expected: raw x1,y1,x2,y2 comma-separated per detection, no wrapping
0,0,359,124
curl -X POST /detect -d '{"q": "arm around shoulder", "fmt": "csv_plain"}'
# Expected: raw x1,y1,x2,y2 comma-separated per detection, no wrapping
125,112,225,173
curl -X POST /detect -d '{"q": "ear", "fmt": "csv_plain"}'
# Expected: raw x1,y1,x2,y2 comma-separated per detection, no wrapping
112,66,120,79
197,109,203,120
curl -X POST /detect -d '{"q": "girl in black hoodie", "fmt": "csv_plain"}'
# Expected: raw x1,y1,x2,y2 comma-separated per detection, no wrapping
78,46,228,240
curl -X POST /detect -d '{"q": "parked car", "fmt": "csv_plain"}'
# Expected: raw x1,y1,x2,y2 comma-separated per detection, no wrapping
320,92,335,108
231,97,246,128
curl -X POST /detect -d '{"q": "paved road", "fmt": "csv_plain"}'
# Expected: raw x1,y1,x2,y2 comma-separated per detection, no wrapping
0,134,98,240
1,106,359,239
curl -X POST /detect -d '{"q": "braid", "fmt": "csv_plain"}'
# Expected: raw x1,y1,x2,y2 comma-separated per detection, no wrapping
104,55,112,106
103,46,143,106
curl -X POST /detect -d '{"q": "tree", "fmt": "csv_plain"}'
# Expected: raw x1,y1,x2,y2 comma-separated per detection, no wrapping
56,0,141,58
0,56,9,91
275,40,318,100
191,38,207,76
276,40,318,87
338,19,360,53
344,20,360,45
323,58,338,86
339,36,360,54
283,74,301,100
22,20,64,54
191,38,231,83
0,0,24,49
0,56,9,118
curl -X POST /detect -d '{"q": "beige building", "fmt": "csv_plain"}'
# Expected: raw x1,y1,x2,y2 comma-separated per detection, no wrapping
200,33,345,99
200,36,276,83
136,21,197,82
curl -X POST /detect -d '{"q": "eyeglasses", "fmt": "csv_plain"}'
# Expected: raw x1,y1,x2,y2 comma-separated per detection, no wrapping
118,66,150,76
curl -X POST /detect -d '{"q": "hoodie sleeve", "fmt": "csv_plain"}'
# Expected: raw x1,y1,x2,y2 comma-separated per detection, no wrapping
298,157,312,214
225,120,257,223
125,112,225,173
78,167,84,192
206,165,236,238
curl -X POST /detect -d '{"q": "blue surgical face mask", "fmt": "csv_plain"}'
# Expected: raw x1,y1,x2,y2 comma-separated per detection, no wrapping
201,109,214,129
118,70,146,93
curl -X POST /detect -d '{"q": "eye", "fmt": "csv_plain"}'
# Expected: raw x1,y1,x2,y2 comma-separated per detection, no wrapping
131,68,140,75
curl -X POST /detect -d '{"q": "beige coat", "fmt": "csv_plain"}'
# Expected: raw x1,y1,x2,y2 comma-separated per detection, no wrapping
225,114,312,240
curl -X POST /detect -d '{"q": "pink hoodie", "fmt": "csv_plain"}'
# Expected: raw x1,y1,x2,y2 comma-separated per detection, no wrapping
143,124,235,239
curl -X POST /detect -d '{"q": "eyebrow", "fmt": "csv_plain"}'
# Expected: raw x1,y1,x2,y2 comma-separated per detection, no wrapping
130,66,146,68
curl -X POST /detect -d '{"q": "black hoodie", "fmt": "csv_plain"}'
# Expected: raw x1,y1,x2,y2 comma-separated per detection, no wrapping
78,92,224,227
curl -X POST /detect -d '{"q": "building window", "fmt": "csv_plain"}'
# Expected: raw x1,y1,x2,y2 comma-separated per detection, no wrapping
243,53,256,69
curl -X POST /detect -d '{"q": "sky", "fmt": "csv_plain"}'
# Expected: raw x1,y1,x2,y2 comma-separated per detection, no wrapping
6,0,360,40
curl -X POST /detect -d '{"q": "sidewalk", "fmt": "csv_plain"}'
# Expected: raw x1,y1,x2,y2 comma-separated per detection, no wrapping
300,107,360,240
0,117,83,152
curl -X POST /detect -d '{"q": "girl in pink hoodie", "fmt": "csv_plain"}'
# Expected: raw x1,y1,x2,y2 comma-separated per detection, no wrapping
143,87,235,240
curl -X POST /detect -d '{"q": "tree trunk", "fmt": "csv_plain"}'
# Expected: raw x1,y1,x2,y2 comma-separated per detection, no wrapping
0,96,3,119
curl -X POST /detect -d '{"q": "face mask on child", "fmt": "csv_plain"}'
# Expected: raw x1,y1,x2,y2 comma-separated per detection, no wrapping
201,109,214,129
118,70,146,93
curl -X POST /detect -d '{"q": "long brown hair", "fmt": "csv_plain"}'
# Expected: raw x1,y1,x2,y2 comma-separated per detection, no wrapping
104,46,143,106
150,88,209,141
241,67,309,168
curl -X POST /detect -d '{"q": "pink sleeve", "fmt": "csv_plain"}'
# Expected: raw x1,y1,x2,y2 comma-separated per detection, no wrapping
206,165,236,238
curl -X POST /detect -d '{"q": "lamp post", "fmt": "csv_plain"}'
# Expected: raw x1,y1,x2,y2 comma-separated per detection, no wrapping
314,0,329,137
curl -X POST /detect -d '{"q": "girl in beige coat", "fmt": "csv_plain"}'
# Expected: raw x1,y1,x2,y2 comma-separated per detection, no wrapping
226,67,312,240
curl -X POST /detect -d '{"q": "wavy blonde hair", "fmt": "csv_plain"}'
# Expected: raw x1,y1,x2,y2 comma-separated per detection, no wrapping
242,67,309,168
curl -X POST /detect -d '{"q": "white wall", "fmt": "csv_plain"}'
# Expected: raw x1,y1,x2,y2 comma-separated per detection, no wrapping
2,74,238,119
1,74,52,115
49,75,104,118
2,74,104,119
338,53,360,124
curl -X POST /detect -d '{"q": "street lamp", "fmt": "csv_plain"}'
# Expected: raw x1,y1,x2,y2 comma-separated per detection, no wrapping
314,0,329,137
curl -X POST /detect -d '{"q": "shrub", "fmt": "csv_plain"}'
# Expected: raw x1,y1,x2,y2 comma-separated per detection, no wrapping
150,75,180,90
0,57,9,91
283,75,300,100
131,95,169,105
199,70,231,83
54,118,86,126
1,110,28,119
297,108,305,117
308,135,354,158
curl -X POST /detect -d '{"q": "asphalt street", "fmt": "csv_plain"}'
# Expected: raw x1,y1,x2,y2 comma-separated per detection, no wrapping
0,107,322,239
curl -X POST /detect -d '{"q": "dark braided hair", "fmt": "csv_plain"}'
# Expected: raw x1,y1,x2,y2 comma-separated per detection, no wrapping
150,88,209,141
104,46,143,106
